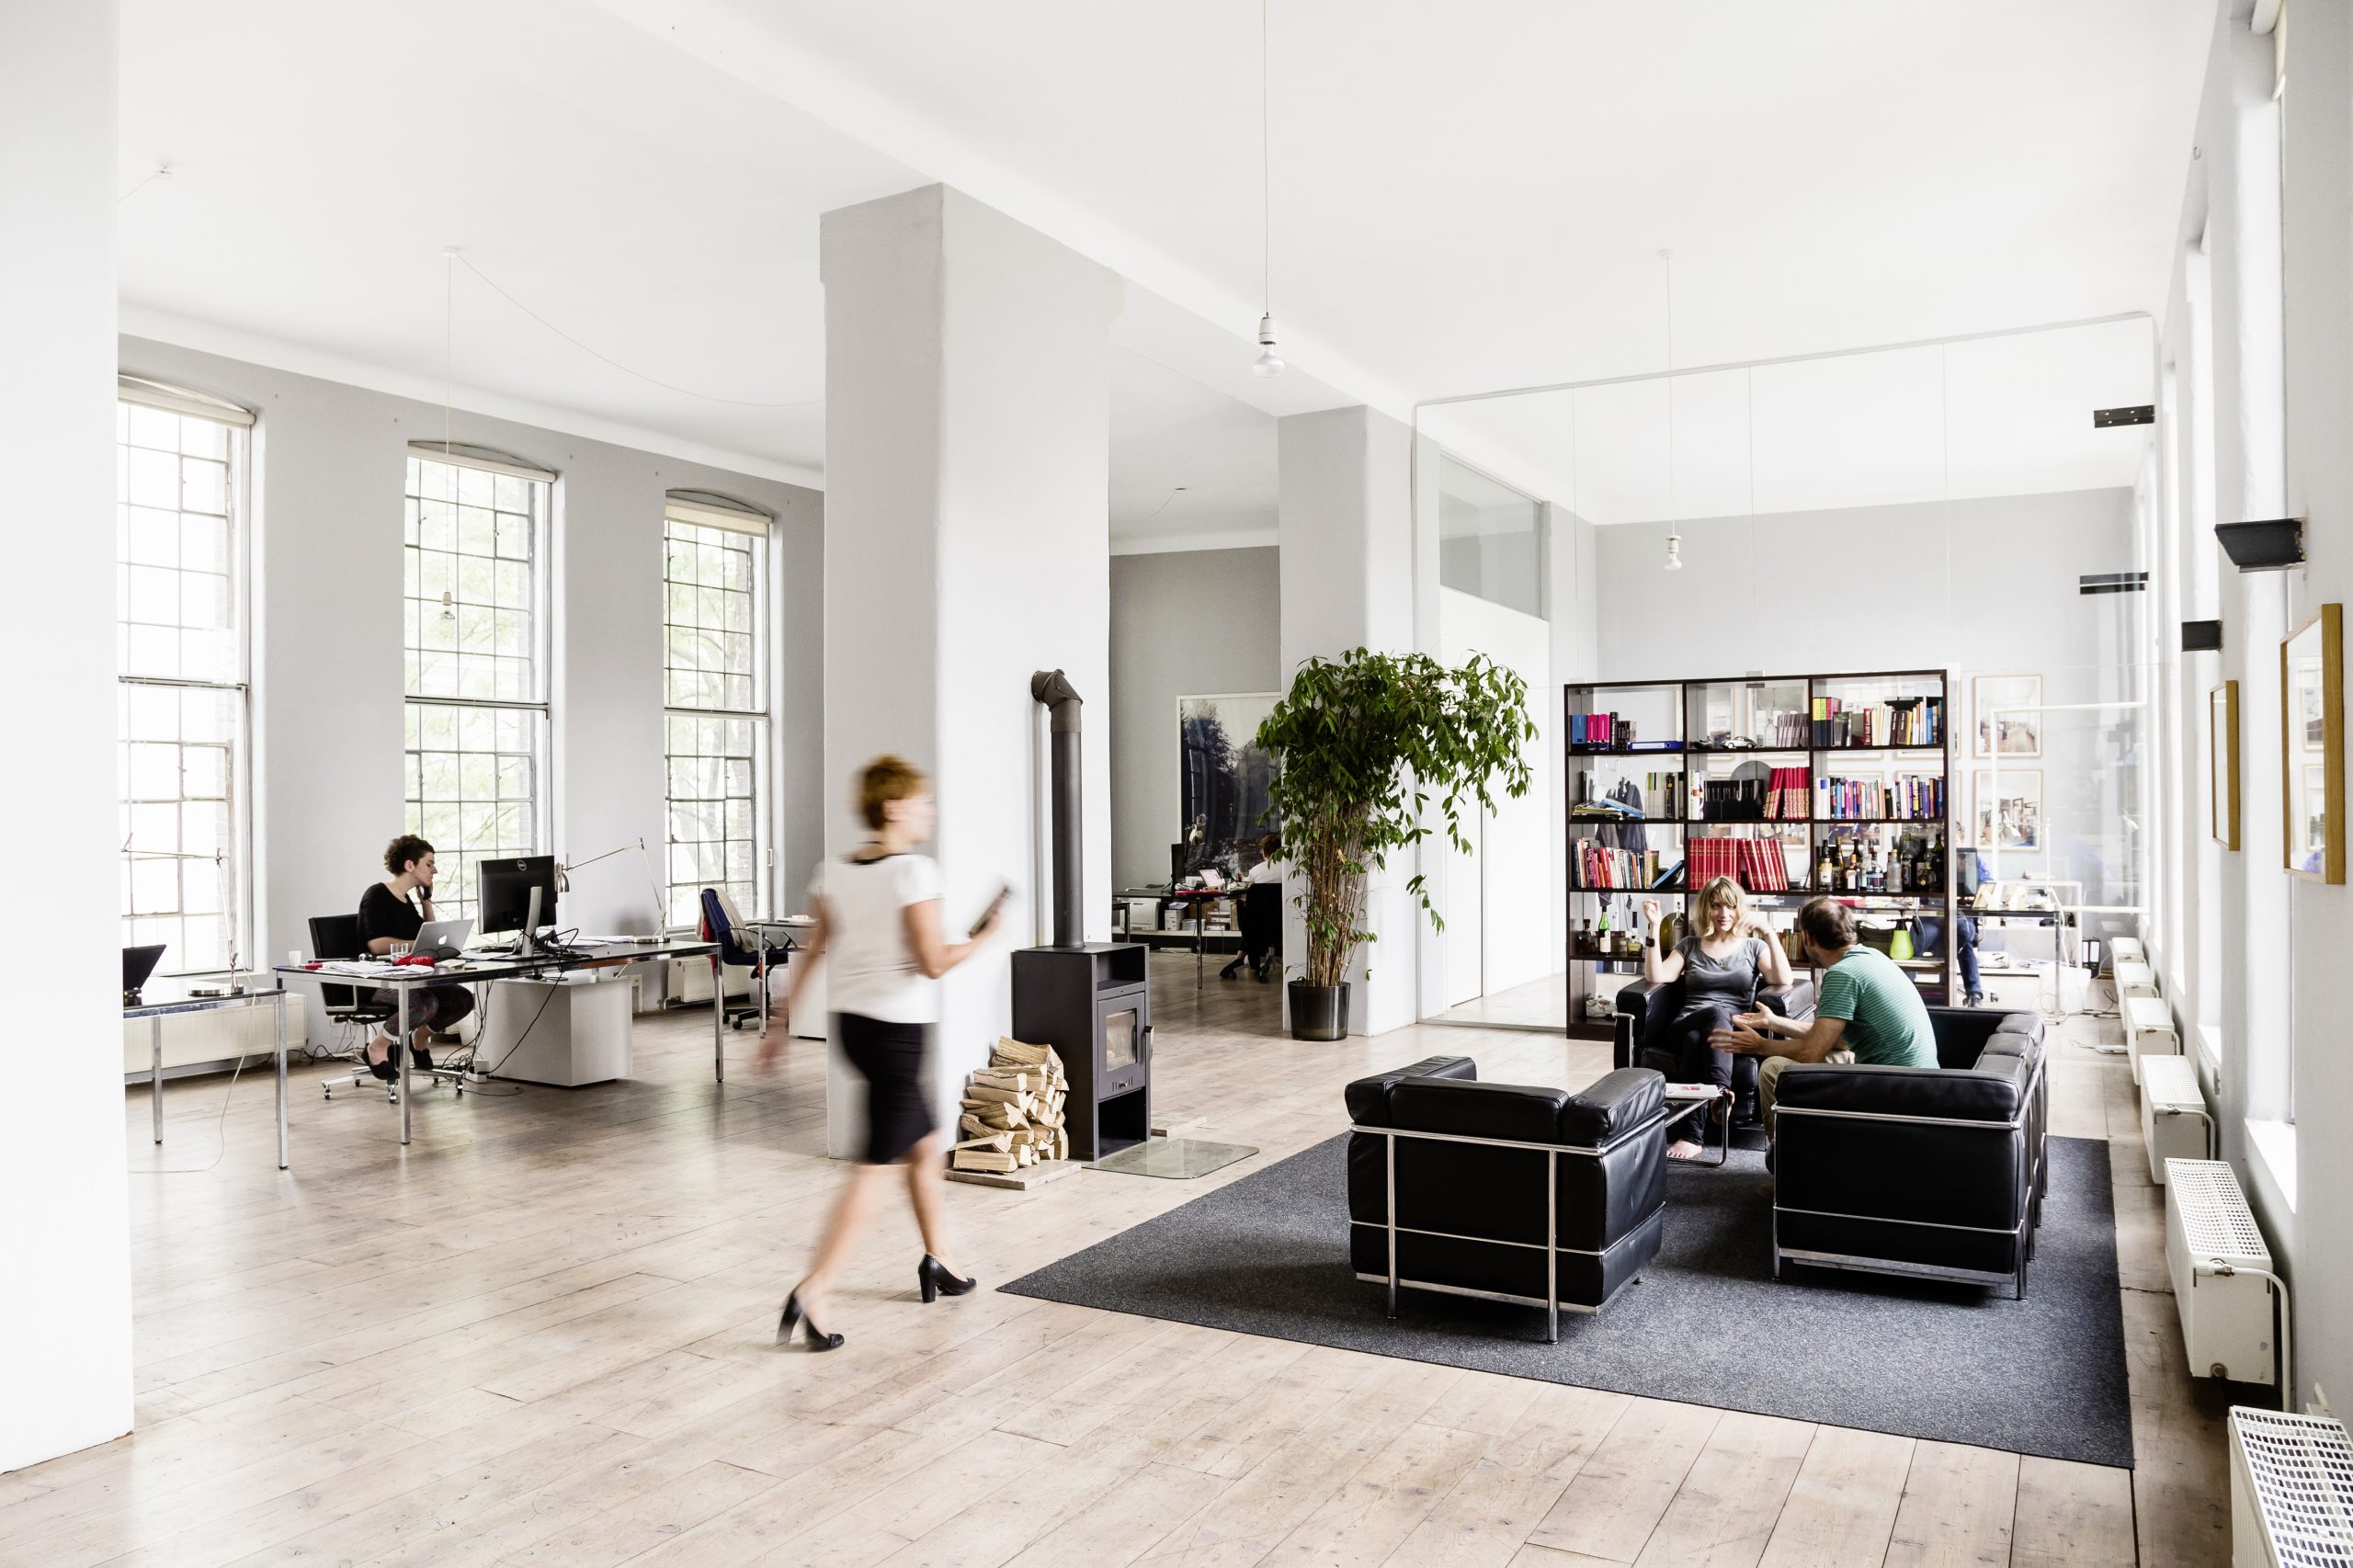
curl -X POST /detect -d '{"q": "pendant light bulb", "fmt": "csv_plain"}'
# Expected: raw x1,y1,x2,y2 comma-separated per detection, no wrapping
1664,533,1685,572
1252,312,1285,378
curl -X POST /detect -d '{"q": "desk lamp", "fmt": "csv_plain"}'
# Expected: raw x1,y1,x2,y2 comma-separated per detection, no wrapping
555,837,670,940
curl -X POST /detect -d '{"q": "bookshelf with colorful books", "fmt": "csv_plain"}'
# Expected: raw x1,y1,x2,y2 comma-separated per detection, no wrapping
1563,669,1953,1038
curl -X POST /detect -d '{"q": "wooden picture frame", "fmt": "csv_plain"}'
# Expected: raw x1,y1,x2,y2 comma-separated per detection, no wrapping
1970,768,2042,853
2281,604,2345,882
2209,681,2240,850
1972,674,2043,759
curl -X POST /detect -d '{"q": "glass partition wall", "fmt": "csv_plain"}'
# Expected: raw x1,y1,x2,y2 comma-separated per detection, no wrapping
1415,317,2156,1035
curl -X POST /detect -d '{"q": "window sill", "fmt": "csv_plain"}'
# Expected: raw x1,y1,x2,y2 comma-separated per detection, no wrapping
2245,1118,2298,1213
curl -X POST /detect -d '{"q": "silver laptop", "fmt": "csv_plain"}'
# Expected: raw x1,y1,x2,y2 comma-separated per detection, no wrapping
413,918,472,960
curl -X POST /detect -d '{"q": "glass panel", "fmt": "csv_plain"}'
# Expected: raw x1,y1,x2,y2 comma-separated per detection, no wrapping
1437,454,1543,618
404,456,545,701
1102,1008,1139,1072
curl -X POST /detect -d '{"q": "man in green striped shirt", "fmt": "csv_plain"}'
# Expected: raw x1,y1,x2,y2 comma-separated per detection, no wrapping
1711,897,1939,1128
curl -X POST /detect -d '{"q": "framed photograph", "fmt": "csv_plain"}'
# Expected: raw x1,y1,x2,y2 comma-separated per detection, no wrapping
1972,674,2042,758
1971,768,2042,853
1178,693,1280,876
2209,681,2240,850
2281,605,2344,882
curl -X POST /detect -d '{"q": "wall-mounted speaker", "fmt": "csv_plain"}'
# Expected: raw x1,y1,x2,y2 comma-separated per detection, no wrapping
2216,517,2303,572
2182,619,2222,652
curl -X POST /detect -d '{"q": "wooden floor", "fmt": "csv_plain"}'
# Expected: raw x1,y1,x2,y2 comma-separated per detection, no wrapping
3,956,2236,1567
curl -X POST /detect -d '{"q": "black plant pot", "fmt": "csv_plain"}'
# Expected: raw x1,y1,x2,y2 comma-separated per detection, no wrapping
1289,981,1350,1041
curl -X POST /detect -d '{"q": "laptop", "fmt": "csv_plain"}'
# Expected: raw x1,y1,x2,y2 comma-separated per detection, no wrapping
412,918,472,960
122,944,167,1004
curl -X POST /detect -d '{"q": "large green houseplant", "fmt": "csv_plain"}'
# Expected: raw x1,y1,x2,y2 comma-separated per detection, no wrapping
1255,647,1535,1040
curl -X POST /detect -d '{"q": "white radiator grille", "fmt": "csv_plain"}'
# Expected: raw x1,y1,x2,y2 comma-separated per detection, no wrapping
2171,1160,2273,1266
2231,1408,2353,1567
2144,1053,2205,1113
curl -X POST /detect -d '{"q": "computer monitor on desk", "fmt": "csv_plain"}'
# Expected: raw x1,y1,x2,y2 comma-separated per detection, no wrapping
479,855,560,949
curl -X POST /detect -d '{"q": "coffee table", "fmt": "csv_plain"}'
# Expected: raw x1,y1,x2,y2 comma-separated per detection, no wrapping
1662,1083,1731,1166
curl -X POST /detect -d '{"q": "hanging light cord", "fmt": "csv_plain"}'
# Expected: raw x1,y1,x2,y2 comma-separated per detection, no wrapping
445,251,820,410
1262,0,1273,318
1663,249,1677,522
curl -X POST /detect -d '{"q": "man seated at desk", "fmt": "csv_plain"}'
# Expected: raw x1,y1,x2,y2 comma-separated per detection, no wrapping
355,835,475,1082
1710,896,1938,1135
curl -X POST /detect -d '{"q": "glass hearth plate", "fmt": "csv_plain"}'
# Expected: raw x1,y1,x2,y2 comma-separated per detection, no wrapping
1086,1138,1259,1179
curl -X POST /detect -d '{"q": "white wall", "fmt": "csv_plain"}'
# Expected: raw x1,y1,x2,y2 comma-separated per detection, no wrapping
1,0,134,1473
114,337,825,966
1279,405,1419,1034
1438,586,1557,999
2144,0,2352,1416
1108,547,1281,890
820,185,1118,1149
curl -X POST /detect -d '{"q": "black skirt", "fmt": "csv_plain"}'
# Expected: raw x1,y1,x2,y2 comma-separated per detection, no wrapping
836,1012,933,1164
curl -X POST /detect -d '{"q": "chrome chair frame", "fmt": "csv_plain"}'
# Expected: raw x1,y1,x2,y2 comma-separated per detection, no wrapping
1347,1112,1665,1343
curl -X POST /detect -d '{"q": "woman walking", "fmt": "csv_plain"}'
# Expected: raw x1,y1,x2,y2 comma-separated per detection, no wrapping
757,756,1003,1350
1641,875,1791,1159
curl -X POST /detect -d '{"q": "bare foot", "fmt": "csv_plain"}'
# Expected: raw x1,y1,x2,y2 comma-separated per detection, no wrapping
1666,1139,1706,1162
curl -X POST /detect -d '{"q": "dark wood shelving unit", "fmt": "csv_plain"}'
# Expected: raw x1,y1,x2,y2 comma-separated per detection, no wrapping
1563,670,1954,1039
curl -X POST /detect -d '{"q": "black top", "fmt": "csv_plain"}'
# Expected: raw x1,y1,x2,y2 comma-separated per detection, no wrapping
357,882,426,946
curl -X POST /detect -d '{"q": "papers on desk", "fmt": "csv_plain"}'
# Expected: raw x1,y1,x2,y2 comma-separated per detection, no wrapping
313,960,409,978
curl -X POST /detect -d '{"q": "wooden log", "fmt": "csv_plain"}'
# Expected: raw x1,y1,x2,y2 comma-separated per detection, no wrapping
965,1084,1030,1108
949,1131,1012,1153
951,1149,1019,1173
995,1037,1051,1065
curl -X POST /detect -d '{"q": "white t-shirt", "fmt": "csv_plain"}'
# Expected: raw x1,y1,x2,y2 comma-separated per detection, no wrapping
1245,858,1284,885
810,853,941,1024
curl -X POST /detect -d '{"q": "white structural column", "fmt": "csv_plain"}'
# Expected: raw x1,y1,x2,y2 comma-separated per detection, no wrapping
0,0,134,1472
817,185,1118,1154
1277,405,1420,1035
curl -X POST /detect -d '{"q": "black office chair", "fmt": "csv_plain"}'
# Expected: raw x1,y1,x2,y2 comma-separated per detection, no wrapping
699,888,785,1030
309,914,398,1103
1237,881,1283,981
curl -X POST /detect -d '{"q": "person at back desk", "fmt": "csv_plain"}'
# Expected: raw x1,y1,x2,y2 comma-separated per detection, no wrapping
355,834,476,1082
1710,895,1938,1133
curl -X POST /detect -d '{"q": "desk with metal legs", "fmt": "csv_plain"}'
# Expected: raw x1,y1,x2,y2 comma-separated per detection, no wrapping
274,937,722,1146
125,983,291,1170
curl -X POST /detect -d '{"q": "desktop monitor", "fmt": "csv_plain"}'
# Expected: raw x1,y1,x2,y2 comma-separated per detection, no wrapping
479,854,560,937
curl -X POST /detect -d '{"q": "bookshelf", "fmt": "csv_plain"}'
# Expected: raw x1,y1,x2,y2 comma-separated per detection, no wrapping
1563,669,1955,1040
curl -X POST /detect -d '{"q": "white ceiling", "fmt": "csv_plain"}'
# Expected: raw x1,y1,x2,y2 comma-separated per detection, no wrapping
119,1,2212,528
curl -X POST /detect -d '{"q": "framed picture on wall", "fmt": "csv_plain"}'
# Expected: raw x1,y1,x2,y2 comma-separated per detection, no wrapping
2209,680,2240,850
1972,674,2043,758
1178,693,1280,878
1970,768,2042,853
2281,604,2344,882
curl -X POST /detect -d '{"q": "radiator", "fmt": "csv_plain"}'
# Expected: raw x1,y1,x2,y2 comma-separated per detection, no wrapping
2115,958,2161,999
2125,993,2182,1085
2229,1406,2353,1567
2166,1159,2289,1393
2142,1053,2215,1183
2109,936,2147,965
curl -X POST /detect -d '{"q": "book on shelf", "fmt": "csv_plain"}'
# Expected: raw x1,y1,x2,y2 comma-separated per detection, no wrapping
1813,772,1946,821
1687,833,1793,892
1569,710,1630,749
1809,694,1943,748
1574,838,1664,889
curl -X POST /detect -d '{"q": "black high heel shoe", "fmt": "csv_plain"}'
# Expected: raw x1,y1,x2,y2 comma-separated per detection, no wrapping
917,1255,976,1303
777,1290,844,1350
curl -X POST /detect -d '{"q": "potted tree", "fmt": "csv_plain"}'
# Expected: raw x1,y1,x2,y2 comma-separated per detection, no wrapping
1255,647,1534,1040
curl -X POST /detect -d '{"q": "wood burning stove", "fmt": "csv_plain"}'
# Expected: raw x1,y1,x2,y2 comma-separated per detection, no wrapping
1011,670,1153,1159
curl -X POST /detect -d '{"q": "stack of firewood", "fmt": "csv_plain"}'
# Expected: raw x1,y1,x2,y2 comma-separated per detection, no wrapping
950,1037,1071,1174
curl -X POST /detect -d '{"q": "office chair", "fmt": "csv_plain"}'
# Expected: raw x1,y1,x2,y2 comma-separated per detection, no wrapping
308,913,472,1102
699,887,786,1030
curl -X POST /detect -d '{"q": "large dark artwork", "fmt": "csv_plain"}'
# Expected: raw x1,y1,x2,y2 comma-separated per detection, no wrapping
1178,693,1279,877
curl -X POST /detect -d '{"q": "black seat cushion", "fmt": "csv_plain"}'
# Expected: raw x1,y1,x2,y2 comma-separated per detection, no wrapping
1344,1055,1477,1126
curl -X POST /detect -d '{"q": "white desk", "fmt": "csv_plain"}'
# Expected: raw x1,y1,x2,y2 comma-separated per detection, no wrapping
125,982,290,1170
480,975,634,1086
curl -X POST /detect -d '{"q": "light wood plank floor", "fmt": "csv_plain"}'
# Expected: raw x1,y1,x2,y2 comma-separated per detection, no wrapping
4,956,2235,1567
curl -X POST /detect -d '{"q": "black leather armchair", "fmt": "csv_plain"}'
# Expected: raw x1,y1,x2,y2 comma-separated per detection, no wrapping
1345,1054,1666,1340
1770,1008,2048,1297
1615,973,1816,1125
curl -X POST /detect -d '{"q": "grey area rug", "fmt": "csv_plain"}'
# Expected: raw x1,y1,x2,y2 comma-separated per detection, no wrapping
1003,1133,2132,1468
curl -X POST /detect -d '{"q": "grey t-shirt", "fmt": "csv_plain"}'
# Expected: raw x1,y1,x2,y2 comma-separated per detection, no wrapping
1674,934,1767,1016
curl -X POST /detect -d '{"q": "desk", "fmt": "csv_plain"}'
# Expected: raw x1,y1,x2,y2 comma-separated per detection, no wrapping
274,937,720,1147
126,983,290,1171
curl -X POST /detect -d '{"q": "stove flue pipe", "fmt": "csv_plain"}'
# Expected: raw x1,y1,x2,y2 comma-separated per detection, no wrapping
1030,670,1084,949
